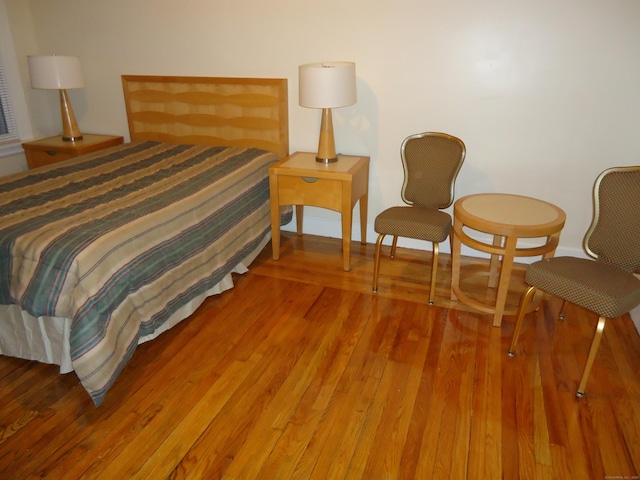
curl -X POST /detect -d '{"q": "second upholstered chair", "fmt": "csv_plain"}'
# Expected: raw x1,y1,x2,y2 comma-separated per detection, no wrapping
372,132,466,304
508,165,640,397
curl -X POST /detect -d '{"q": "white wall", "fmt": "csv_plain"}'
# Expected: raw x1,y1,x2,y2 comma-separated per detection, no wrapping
5,1,640,294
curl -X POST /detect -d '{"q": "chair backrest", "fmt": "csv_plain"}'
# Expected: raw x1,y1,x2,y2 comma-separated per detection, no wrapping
584,165,640,273
400,132,466,209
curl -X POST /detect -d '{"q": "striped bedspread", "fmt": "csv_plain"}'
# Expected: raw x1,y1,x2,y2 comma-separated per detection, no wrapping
0,141,286,405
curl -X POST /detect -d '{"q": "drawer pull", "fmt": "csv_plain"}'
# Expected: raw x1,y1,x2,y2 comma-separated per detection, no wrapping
301,176,319,183
46,150,58,156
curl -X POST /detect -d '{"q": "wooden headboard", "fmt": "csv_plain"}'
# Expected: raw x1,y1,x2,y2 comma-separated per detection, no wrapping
121,75,289,159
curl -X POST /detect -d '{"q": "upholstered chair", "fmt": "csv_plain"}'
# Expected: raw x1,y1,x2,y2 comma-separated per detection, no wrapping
372,132,466,304
508,166,640,397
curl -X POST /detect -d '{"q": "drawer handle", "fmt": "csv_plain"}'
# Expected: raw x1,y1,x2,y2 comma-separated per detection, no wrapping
301,176,319,183
46,150,58,156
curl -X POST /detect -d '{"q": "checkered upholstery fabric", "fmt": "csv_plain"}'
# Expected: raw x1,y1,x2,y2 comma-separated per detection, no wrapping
526,257,640,318
586,168,640,273
374,206,452,243
401,134,466,208
525,166,640,319
374,132,465,240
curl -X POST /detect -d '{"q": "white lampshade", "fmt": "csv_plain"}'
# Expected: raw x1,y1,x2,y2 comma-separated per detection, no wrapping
298,61,357,163
27,55,85,90
27,55,85,142
299,62,356,109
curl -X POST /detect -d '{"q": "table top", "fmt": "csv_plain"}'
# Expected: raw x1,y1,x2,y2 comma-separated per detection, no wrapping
270,152,369,179
454,193,566,237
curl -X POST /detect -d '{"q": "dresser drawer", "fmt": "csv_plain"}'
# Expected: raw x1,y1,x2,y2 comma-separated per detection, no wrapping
276,175,343,211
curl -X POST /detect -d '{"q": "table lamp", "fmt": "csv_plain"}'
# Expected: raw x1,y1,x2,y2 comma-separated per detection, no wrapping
299,61,356,163
27,55,85,142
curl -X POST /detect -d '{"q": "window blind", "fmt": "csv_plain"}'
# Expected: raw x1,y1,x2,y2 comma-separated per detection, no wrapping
0,53,19,145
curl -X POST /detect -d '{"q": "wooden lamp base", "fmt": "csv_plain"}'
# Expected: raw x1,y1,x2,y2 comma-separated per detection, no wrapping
59,89,83,142
315,108,337,163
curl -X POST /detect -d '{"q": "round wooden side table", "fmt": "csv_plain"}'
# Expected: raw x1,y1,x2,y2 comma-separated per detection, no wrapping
450,193,566,326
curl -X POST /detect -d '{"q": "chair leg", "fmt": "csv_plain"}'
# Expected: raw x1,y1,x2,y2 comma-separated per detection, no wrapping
372,233,386,292
508,285,538,357
559,299,568,320
576,316,606,398
428,242,439,305
390,236,398,259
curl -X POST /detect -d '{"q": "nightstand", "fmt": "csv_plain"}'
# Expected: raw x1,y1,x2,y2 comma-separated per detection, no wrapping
22,134,124,169
269,151,370,271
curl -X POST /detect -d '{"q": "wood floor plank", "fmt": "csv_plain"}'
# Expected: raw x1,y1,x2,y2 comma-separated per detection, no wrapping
467,317,502,480
429,312,478,480
390,303,437,480
412,311,456,479
342,303,422,480
532,356,554,480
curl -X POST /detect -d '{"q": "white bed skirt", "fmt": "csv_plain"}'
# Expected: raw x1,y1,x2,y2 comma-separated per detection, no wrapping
0,234,269,374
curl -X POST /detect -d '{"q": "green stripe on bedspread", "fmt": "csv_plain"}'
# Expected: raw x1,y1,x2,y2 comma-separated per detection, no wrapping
0,142,289,405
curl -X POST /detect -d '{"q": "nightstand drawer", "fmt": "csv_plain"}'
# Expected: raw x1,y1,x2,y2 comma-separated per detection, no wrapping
25,150,75,169
277,175,343,211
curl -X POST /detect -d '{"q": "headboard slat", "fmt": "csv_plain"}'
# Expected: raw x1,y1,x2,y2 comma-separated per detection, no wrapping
122,75,289,159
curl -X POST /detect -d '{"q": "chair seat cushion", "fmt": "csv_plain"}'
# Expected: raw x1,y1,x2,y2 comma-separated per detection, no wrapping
526,256,640,318
374,206,452,243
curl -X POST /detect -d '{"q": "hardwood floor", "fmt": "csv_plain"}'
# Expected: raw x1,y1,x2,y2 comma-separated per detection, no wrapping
1,232,640,479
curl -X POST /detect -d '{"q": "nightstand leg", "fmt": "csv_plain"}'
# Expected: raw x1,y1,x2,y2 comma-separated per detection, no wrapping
342,180,353,271
359,193,368,244
269,175,281,260
342,207,352,271
295,205,304,235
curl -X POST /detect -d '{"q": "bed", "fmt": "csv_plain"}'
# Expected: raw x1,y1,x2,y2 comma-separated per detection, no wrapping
0,75,291,405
